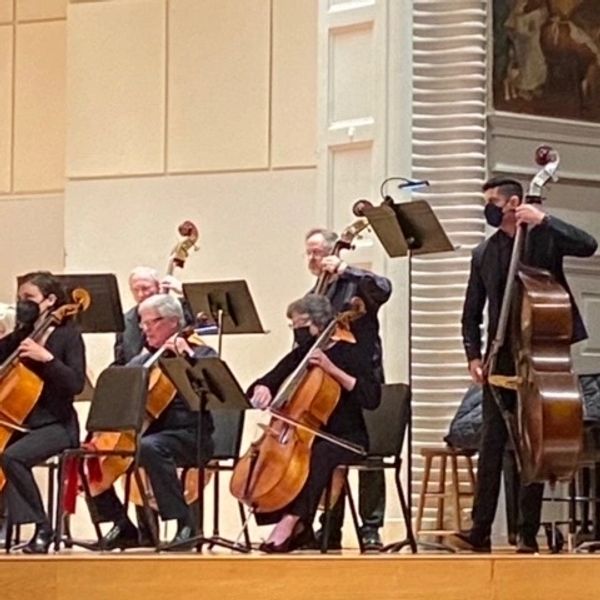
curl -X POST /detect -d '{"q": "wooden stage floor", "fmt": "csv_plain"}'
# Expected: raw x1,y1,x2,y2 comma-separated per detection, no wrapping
1,550,599,600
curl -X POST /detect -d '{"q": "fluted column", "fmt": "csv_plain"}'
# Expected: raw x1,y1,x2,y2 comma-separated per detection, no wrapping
410,0,488,520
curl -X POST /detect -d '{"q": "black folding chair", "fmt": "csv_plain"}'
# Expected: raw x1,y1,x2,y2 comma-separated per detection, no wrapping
54,366,158,551
322,383,417,553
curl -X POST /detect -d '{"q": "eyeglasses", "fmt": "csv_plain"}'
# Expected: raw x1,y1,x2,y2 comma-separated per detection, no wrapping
140,315,165,329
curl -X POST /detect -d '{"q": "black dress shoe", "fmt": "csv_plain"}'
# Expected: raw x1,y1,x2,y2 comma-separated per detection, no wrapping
22,524,53,555
360,528,383,552
100,522,140,551
446,530,492,553
308,528,341,551
164,524,197,552
516,534,539,554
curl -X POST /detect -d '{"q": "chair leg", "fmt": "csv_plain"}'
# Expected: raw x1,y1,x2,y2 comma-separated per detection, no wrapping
344,476,364,553
212,470,220,537
395,463,417,553
53,455,66,551
321,477,334,554
133,468,160,550
78,460,104,544
4,516,11,553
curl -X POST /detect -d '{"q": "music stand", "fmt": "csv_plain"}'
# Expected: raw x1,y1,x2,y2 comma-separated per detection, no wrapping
55,274,124,334
359,198,454,553
182,280,266,356
158,355,251,553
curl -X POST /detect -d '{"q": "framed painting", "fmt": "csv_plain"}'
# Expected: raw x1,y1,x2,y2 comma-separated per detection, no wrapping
493,0,600,122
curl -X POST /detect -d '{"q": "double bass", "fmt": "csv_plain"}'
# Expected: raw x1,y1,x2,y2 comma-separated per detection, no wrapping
485,145,583,484
0,288,90,489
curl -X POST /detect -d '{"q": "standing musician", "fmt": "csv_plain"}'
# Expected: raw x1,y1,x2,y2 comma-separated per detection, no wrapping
249,294,381,552
89,294,215,551
113,266,192,366
451,176,597,553
305,227,391,550
0,272,86,554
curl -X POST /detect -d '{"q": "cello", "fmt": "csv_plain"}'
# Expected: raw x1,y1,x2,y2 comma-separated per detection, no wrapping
0,288,90,490
230,304,366,514
485,145,583,484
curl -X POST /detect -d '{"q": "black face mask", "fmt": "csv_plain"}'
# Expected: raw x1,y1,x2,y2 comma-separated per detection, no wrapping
484,202,504,228
293,326,314,348
16,299,40,330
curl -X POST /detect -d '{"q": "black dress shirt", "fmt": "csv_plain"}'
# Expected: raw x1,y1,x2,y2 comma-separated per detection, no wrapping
462,215,597,364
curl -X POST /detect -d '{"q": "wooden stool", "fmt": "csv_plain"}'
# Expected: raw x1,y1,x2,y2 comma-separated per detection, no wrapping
415,447,477,539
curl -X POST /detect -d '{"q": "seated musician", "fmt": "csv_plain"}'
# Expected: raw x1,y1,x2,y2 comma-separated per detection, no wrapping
113,266,193,366
0,272,86,554
90,293,215,551
249,294,380,553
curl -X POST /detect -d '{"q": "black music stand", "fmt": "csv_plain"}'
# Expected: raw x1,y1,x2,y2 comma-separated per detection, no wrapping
54,274,124,334
48,274,125,401
182,280,266,356
359,198,454,553
158,355,251,553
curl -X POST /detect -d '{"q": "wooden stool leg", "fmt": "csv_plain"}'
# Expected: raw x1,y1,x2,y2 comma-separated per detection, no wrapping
450,455,461,531
436,455,447,532
415,455,432,533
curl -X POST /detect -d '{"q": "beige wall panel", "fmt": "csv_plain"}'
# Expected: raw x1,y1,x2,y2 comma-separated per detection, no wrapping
65,169,317,385
13,21,65,192
67,0,165,177
0,1,13,23
168,0,270,172
271,0,317,168
0,195,64,301
16,0,67,21
0,26,12,192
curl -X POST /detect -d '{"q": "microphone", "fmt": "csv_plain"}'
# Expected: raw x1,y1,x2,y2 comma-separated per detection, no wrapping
397,179,429,190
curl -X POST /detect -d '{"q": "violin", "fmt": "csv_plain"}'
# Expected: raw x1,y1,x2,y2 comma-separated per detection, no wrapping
485,145,583,484
0,288,90,490
230,304,366,514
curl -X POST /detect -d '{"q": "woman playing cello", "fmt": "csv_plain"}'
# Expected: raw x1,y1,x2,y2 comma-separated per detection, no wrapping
0,271,86,554
245,294,380,553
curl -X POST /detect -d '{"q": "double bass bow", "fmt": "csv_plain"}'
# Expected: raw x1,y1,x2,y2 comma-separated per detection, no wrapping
485,145,583,484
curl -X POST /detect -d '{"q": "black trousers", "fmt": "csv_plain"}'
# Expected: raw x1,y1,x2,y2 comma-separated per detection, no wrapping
89,427,212,524
471,384,543,539
0,423,75,525
257,438,358,527
318,469,385,537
